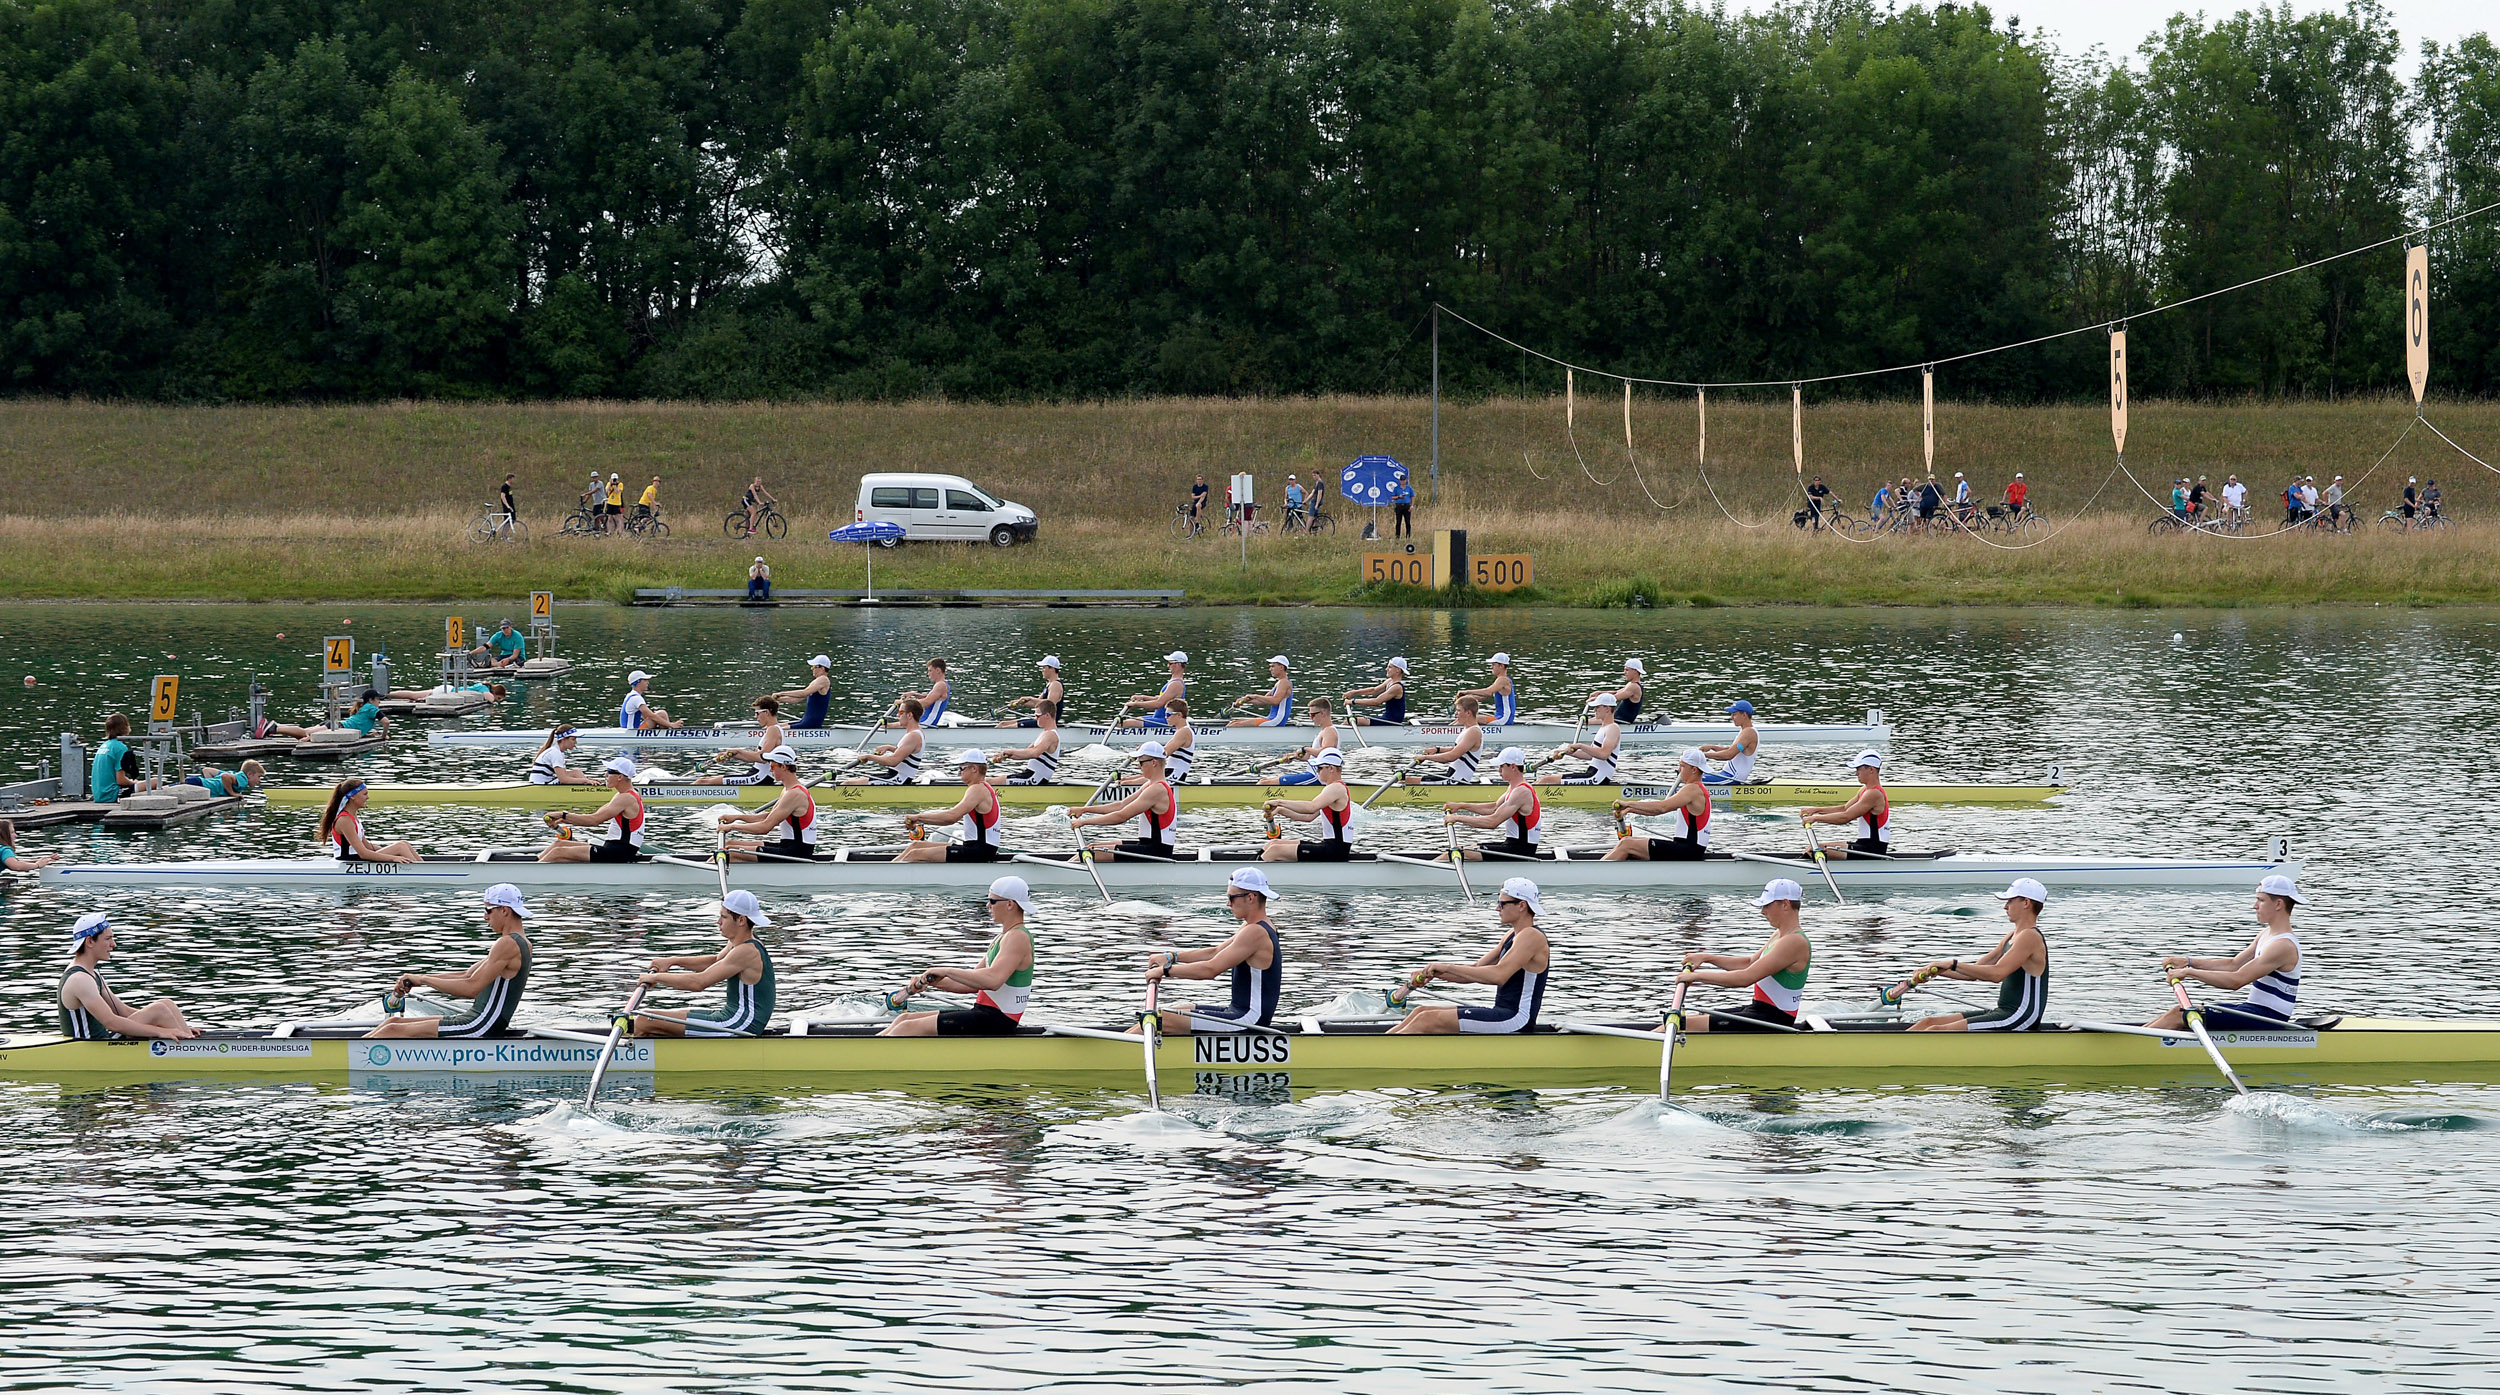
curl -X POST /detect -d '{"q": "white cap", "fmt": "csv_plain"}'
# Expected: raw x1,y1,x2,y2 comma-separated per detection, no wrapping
1488,652,1511,666
987,875,1036,915
1624,657,1645,674
1995,877,2049,905
1227,867,1276,899
1500,877,1541,915
71,912,110,942
1164,651,1189,664
1315,750,1345,768
1387,657,1409,672
720,888,773,928
483,883,532,919
1678,748,1708,769
955,748,989,767
627,670,651,686
1267,655,1290,667
1752,878,1805,907
762,745,800,767
1954,471,1965,478
754,555,766,562
1038,655,1061,670
1134,741,1166,761
1854,749,1884,770
810,654,831,669
1496,746,1528,768
2258,873,2310,905
602,757,638,777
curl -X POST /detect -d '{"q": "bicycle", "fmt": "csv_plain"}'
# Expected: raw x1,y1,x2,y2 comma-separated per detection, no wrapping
1281,504,1336,536
558,499,601,537
724,503,788,541
623,508,670,539
469,508,528,544
1172,501,1207,538
2377,507,2452,534
1219,508,1270,539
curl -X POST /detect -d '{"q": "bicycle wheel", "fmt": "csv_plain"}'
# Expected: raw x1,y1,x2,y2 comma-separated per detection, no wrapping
1310,512,1335,535
648,518,669,538
2378,514,2408,534
723,512,751,540
1171,508,1196,537
559,511,592,537
470,512,500,544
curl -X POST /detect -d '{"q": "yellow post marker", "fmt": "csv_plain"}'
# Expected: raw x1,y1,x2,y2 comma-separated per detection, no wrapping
324,637,355,673
1430,529,1466,592
149,675,180,724
1470,555,1534,592
2405,243,2429,409
445,616,465,651
1362,553,1433,588
529,591,554,626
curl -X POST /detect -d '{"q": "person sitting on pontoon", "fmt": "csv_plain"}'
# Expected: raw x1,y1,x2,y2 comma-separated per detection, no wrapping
537,759,645,863
320,779,420,863
1441,748,1541,861
1537,709,1620,786
255,691,389,743
1663,878,1813,1033
1891,877,2049,1031
59,914,199,1040
694,700,787,786
1262,752,1353,861
1342,657,1411,727
999,656,1065,727
844,698,926,785
1136,868,1283,1035
632,889,777,1038
1404,695,1486,784
469,620,527,672
1265,698,1342,786
900,750,1002,863
183,759,267,798
717,748,816,862
993,705,1063,785
879,876,1036,1037
366,884,533,1039
1386,876,1552,1035
1069,744,1178,860
1697,701,1760,785
2145,875,2309,1033
1800,749,1890,857
1227,656,1296,728
1605,750,1711,860
526,727,599,786
0,818,63,872
765,657,833,730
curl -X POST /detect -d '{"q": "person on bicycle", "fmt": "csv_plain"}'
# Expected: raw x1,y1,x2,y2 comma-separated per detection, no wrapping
2186,477,2208,522
1189,474,1209,527
581,471,602,530
2424,479,2442,519
1871,480,1893,519
635,475,660,528
2004,473,2027,519
1284,475,1306,529
2170,480,2188,520
741,476,776,536
1916,476,1942,530
498,474,518,527
604,473,625,534
2221,475,2245,522
1950,472,1972,522
2324,476,2346,527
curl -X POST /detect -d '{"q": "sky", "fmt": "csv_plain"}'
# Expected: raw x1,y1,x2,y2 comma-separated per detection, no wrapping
1727,0,2490,69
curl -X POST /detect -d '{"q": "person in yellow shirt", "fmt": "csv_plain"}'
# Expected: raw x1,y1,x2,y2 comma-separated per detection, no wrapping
635,476,660,527
603,473,625,535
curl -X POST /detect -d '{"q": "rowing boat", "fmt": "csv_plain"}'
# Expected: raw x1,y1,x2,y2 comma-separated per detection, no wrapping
258,776,2069,811
38,839,2294,895
423,713,1894,753
2,1015,2486,1087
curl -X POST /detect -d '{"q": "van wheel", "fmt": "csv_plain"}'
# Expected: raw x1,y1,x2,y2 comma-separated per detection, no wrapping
989,525,1018,548
876,537,900,549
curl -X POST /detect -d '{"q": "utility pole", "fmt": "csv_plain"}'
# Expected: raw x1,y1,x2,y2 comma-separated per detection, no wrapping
1430,305,1441,503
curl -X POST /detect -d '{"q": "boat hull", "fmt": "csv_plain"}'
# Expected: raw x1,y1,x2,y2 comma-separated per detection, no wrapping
425,718,1893,753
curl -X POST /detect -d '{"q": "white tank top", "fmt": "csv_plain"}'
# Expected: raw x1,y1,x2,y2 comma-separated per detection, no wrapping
2244,929,2301,1016
1724,732,1757,781
528,747,569,785
1163,725,1196,780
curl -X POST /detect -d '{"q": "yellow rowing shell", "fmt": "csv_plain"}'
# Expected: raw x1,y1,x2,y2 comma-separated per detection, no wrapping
259,778,2066,811
0,1018,2487,1088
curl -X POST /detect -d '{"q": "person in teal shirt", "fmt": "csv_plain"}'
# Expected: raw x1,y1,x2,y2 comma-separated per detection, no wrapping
383,682,506,703
471,621,527,671
88,713,155,803
338,692,386,735
183,759,266,797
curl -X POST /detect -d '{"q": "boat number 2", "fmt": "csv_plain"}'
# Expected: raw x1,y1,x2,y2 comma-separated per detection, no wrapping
1193,1034,1291,1066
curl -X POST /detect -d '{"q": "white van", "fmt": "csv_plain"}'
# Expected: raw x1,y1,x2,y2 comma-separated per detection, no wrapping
854,472,1039,547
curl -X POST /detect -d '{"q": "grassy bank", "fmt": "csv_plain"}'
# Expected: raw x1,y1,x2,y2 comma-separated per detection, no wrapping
3,397,2497,605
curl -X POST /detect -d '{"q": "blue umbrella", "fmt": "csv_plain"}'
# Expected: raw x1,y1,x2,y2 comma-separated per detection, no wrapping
828,521,907,601
1340,456,1409,539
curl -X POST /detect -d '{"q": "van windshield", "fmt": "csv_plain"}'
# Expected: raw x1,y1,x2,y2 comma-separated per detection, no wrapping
968,485,1005,509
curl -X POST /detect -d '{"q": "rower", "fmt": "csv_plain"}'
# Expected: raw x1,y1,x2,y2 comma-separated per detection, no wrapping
367,883,533,1039
878,876,1036,1037
999,655,1065,727
631,889,777,1038
1137,868,1282,1035
1141,698,1197,782
1441,747,1540,861
1698,700,1760,785
1663,878,1812,1033
845,698,926,785
1385,877,1551,1035
1586,658,1645,727
1405,695,1486,784
59,914,199,1040
0,818,63,872
1801,749,1890,858
1342,656,1410,726
894,658,952,728
2146,874,2310,1033
527,726,598,785
1226,656,1295,728
717,747,817,861
993,705,1062,785
1452,652,1518,725
1261,752,1353,861
1116,651,1189,729
1538,708,1620,785
696,699,789,786
899,749,1002,863
537,758,646,863
1264,698,1341,786
319,779,420,863
620,671,685,731
183,758,266,798
1069,743,1178,860
1604,749,1710,859
764,656,834,730
1893,877,2049,1032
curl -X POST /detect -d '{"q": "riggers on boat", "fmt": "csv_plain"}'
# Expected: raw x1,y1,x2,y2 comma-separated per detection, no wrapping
2,1014,2490,1088
39,838,2295,896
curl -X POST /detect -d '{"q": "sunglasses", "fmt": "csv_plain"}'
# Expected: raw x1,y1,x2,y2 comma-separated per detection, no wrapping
1226,889,1257,900
1497,896,1525,908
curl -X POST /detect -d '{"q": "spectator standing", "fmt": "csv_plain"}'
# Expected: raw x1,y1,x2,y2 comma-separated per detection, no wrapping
2424,479,2443,518
2324,476,2347,527
1389,477,1415,538
604,473,625,535
2300,477,2320,519
748,556,772,601
1189,474,1210,527
1285,474,1306,525
498,474,518,526
1805,475,1830,528
1917,476,1942,530
2401,478,2420,521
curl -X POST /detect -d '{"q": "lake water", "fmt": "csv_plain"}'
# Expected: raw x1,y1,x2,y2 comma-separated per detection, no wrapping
2,603,2495,1391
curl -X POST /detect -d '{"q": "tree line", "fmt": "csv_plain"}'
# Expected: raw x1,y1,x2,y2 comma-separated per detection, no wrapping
1,0,2493,402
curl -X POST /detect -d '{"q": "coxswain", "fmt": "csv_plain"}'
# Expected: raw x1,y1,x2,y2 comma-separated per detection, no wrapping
2146,874,2311,1033
1116,651,1189,729
319,779,420,863
994,705,1063,785
1070,743,1178,860
183,758,266,798
1261,751,1353,861
718,747,818,861
1605,749,1711,859
1452,653,1518,725
1698,700,1760,785
1538,708,1620,785
1265,698,1342,786
1137,868,1283,1035
537,758,646,863
59,914,198,1040
694,699,789,786
845,698,926,785
765,656,834,730
620,671,684,731
1226,655,1296,728
1406,695,1486,784
631,889,778,1038
1801,749,1890,858
367,884,533,1039
526,726,599,786
1385,877,1551,1034
1441,747,1541,861
879,877,1037,1037
1000,655,1066,727
0,818,63,872
1586,658,1645,726
1342,656,1411,726
1663,878,1812,1033
1889,877,2050,1032
892,658,952,727
900,749,1003,863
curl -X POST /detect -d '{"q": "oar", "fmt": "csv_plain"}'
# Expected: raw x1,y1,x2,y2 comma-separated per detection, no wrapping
1444,821,1476,906
1798,814,1846,904
2165,972,2250,1097
583,983,646,1108
1361,758,1425,809
1049,804,1168,918
1659,976,1691,1099
1141,976,1163,1110
828,701,898,765
1877,963,1945,1009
